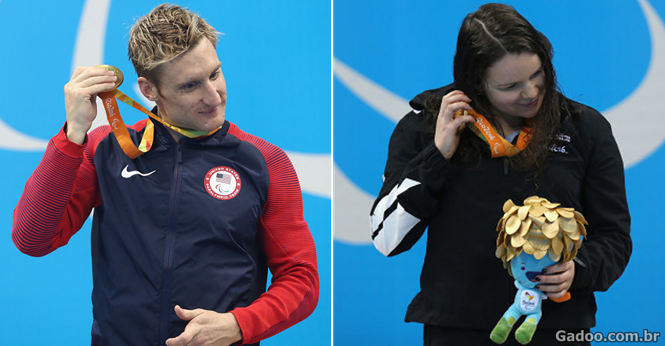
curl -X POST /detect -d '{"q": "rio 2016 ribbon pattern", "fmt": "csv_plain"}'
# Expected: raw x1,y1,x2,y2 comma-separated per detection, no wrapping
95,65,219,159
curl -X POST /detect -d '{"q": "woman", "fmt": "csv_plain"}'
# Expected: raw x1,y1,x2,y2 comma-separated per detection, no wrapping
369,3,631,345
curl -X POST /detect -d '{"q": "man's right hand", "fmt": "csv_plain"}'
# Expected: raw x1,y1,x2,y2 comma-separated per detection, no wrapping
64,66,118,145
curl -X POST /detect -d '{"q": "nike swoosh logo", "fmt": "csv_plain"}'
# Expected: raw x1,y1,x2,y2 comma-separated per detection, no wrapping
121,165,156,178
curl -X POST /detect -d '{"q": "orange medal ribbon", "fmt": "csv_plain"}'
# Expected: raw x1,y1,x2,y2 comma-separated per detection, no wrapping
95,65,219,159
455,109,532,158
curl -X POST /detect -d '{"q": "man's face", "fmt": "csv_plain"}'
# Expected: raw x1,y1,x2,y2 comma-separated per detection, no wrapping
150,38,227,133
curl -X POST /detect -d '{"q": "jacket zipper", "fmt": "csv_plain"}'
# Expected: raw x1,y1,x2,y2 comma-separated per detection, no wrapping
159,144,183,344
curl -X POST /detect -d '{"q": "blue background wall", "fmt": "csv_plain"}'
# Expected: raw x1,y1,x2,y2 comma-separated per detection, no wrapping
0,1,330,345
334,0,664,345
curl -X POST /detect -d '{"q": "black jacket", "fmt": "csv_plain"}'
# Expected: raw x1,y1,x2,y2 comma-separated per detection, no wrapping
369,84,631,329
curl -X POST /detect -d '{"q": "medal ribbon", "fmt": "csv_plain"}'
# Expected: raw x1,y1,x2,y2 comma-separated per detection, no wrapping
465,112,532,158
98,89,219,159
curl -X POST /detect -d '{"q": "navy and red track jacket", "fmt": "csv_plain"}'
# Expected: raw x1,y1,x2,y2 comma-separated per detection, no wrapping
12,118,319,345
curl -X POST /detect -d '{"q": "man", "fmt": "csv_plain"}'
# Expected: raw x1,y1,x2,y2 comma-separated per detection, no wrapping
12,4,319,346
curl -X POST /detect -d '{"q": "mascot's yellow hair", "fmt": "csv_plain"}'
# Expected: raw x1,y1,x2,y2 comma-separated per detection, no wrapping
495,196,587,276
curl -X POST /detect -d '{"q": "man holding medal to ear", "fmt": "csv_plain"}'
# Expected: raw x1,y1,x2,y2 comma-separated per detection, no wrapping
12,3,318,346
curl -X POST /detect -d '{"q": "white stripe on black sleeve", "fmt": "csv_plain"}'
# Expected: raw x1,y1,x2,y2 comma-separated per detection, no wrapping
370,178,422,256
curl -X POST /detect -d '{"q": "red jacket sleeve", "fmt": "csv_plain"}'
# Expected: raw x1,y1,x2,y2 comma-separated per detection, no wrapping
12,125,105,256
227,128,319,344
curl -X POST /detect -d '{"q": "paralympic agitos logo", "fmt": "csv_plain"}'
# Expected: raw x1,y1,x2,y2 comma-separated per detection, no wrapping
332,0,665,244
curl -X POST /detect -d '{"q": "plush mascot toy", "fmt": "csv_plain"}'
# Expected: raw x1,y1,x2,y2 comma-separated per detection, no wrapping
490,196,587,345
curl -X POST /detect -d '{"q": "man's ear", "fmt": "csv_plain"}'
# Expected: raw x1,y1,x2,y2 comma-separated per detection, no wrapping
138,77,159,101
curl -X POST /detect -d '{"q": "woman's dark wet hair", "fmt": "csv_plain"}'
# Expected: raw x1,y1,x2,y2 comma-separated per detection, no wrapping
428,3,564,170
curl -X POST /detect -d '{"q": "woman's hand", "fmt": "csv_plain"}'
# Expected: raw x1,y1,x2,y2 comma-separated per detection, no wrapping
536,260,575,299
433,90,476,159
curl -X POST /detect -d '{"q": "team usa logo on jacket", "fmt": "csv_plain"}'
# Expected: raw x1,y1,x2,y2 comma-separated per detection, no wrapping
204,166,242,200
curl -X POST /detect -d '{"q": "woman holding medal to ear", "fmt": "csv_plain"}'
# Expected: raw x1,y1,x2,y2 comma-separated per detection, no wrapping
369,3,631,346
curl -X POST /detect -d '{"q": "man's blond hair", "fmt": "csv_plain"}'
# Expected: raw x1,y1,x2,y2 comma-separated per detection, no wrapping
128,3,219,86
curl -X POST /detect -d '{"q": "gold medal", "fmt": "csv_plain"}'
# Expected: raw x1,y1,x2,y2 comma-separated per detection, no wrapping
95,64,124,89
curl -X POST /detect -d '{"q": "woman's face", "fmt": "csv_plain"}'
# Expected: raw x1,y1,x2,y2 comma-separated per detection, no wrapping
483,52,545,122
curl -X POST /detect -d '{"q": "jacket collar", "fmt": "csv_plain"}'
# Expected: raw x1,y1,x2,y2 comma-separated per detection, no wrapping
149,106,231,147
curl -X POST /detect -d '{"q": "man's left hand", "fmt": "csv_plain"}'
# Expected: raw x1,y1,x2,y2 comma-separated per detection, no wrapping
165,305,242,346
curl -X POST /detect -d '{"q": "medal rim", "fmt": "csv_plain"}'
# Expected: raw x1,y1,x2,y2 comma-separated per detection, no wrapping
94,64,124,89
